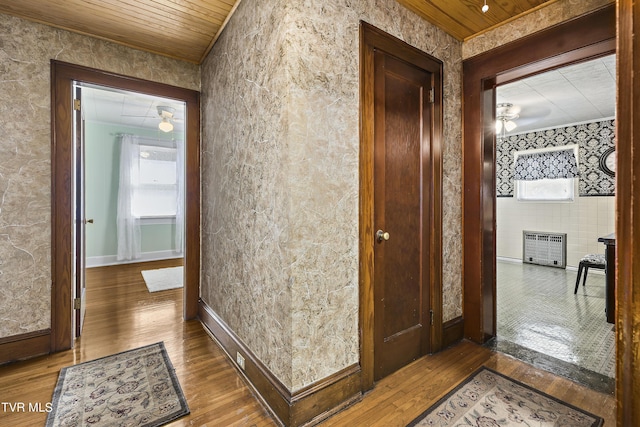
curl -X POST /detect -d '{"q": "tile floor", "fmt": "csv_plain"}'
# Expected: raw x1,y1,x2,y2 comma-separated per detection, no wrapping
494,259,615,393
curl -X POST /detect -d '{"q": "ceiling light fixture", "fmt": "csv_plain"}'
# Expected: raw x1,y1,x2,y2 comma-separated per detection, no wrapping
157,105,175,133
496,103,519,138
482,0,489,13
158,117,173,133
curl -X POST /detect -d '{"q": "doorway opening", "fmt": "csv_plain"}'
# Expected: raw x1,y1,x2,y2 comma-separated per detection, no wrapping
462,4,615,394
76,84,187,337
51,61,200,352
493,55,616,390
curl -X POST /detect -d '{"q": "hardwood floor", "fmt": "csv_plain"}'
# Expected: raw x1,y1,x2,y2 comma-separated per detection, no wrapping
324,341,616,426
0,260,615,426
0,259,275,427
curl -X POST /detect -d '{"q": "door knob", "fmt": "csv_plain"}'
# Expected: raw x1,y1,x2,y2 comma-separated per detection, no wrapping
376,230,390,243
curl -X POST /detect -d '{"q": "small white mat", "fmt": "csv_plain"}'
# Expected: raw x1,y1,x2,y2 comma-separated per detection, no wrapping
141,266,184,292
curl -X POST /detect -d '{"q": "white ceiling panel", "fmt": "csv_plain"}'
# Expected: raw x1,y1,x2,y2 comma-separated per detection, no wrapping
497,54,616,134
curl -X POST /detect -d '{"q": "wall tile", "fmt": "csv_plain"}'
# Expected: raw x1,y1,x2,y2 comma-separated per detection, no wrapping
497,196,614,267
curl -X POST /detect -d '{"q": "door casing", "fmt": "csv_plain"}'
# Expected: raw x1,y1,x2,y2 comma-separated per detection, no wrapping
51,61,201,351
461,4,615,344
73,84,87,337
359,22,443,391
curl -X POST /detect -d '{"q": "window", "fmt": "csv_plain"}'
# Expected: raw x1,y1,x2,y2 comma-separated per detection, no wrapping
514,145,578,202
516,178,575,201
132,145,178,218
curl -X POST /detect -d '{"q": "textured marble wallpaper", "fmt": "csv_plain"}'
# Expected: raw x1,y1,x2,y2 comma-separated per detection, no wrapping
0,13,199,339
200,0,294,388
201,0,462,391
462,0,614,59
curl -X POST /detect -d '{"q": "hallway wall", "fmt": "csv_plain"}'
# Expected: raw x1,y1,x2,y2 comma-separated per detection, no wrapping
0,13,199,340
200,0,463,392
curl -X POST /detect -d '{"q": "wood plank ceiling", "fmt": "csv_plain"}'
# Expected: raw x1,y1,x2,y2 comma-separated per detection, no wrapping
0,0,558,64
0,0,239,64
397,0,556,40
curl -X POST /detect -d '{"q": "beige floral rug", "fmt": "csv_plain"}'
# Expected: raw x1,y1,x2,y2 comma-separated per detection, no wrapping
408,367,603,427
46,342,189,427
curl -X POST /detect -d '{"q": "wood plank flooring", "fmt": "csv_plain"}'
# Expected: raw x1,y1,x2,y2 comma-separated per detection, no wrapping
0,260,616,426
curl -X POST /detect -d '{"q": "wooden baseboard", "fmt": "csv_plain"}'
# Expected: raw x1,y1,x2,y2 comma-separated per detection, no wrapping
198,300,362,427
442,316,464,349
0,330,51,365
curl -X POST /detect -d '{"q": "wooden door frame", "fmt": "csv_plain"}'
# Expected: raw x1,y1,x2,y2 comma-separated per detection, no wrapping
462,4,615,344
74,84,87,337
616,1,640,422
359,22,443,391
51,61,200,352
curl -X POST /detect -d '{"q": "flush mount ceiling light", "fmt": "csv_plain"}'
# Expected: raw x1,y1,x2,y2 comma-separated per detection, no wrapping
496,103,519,137
157,106,175,133
158,117,173,132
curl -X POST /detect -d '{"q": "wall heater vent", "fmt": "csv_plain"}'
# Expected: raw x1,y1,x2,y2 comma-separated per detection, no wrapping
522,231,567,268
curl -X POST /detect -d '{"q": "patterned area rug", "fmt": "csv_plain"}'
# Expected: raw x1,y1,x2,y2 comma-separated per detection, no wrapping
46,342,189,427
408,367,603,427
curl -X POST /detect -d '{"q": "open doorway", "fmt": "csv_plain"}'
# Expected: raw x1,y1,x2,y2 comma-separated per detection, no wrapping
76,84,187,337
493,56,616,388
81,85,186,269
462,2,616,393
51,61,200,352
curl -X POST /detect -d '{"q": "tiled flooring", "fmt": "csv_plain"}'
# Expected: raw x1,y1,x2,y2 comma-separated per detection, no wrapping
494,259,615,393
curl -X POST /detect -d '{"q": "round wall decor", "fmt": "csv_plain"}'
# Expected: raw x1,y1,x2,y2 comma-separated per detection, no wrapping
599,147,615,177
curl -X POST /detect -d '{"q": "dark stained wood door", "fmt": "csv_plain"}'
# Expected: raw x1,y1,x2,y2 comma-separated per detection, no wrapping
373,50,433,380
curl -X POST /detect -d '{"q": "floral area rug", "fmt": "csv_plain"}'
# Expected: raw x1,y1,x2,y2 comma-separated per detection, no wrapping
46,342,189,427
407,367,603,427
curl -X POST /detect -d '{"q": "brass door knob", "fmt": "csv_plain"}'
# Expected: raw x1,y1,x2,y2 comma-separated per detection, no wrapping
376,230,390,243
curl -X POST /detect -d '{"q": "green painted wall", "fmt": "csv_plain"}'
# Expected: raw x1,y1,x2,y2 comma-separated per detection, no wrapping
84,122,182,260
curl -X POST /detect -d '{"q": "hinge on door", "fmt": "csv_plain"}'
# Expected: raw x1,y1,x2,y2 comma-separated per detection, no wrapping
430,309,434,325
73,99,81,111
429,88,434,103
73,297,81,310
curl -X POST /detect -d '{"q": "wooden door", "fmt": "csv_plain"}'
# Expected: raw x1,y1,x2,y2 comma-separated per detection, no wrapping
372,50,433,380
74,85,87,337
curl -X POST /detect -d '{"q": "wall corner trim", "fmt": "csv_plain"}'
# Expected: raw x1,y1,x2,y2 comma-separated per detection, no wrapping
198,300,362,427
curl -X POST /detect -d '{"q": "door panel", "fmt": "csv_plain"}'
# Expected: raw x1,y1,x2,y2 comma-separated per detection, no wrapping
74,85,87,337
373,51,432,380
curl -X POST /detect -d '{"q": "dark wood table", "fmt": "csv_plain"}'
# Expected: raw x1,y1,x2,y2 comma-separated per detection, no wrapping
598,233,615,324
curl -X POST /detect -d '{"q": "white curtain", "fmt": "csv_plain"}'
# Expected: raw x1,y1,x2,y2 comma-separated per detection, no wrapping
117,135,141,261
174,140,185,253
